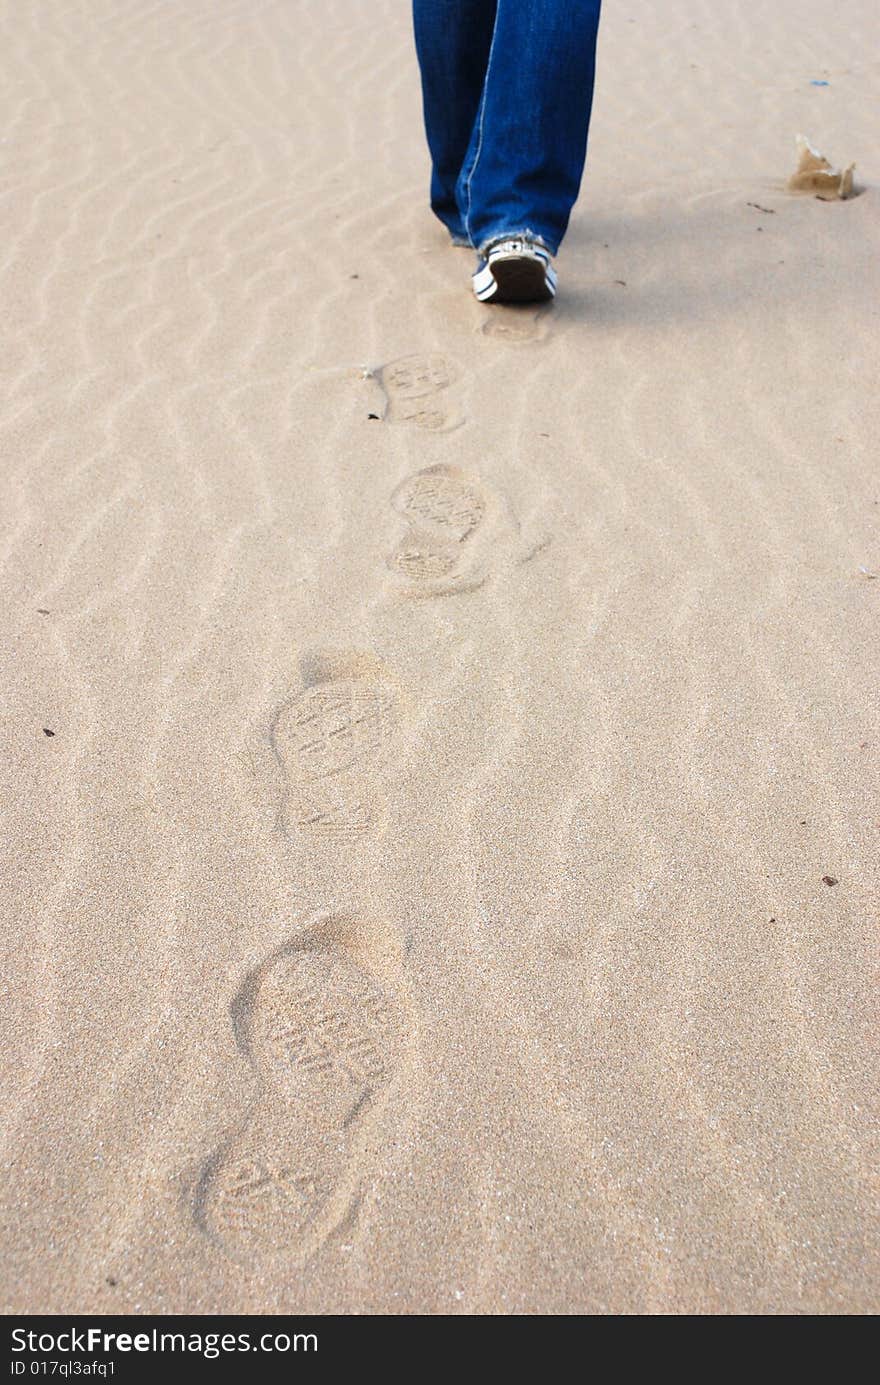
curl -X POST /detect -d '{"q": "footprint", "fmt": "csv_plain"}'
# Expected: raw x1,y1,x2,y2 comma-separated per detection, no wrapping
195,916,412,1268
271,652,400,840
286,783,386,840
372,353,463,431
392,464,486,541
480,307,550,344
386,464,495,598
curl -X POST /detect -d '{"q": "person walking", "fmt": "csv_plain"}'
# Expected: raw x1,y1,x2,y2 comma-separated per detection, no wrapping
413,0,602,303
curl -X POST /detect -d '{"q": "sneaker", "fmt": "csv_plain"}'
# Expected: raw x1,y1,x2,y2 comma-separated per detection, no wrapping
472,238,557,303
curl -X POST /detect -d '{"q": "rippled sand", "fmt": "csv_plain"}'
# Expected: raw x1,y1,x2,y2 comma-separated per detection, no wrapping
1,0,877,1314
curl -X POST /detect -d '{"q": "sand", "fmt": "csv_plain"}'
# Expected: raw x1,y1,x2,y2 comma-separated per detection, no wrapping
1,0,878,1316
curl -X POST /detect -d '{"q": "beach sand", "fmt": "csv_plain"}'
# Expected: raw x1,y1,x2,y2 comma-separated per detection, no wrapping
1,0,878,1315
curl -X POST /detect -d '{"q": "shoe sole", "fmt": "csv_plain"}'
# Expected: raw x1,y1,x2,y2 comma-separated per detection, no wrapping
473,254,556,304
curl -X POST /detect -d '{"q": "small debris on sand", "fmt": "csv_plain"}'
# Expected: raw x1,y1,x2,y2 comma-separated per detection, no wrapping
787,134,854,199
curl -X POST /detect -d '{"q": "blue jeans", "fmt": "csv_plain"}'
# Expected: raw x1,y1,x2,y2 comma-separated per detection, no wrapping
412,0,602,256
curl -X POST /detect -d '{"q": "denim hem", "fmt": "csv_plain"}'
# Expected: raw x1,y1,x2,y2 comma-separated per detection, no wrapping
476,228,557,258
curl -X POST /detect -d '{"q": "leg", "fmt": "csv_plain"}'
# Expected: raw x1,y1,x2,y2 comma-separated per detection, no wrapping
460,0,602,255
412,0,498,242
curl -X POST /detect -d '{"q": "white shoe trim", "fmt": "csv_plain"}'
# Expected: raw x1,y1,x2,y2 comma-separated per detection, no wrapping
487,239,550,268
473,262,499,300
